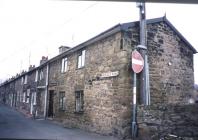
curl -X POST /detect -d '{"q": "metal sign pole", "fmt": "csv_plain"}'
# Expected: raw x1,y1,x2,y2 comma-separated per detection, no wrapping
132,70,137,138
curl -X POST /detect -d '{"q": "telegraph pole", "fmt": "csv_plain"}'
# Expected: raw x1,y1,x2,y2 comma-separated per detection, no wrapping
137,2,150,105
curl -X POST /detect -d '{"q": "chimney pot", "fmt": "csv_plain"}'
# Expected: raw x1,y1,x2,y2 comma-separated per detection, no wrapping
59,46,70,54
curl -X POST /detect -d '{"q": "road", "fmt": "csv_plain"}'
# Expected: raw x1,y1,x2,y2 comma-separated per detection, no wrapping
0,104,118,140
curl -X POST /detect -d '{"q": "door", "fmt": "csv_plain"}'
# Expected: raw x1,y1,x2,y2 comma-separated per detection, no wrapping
30,93,34,114
48,90,54,117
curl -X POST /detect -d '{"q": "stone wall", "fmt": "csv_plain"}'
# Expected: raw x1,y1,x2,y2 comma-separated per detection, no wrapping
46,20,195,139
49,32,133,139
147,22,194,104
137,104,198,139
124,21,194,105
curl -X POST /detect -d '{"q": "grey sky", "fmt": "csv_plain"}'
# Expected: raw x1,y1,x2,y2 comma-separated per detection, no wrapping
0,0,197,84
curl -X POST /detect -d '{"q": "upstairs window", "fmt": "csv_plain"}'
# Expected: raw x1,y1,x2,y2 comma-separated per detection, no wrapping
59,92,66,111
35,70,38,82
21,77,24,85
39,69,44,80
77,50,86,69
24,75,28,84
61,57,68,73
75,90,84,112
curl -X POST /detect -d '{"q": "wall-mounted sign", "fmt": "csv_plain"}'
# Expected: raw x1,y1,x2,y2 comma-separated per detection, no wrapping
101,71,119,78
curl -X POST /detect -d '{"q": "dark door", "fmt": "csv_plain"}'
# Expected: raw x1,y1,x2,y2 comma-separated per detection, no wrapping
48,90,54,117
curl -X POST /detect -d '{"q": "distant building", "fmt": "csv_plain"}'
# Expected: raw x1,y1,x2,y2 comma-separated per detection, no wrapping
0,16,197,139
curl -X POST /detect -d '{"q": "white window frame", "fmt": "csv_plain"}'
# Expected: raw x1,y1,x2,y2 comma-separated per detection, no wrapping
21,77,24,85
23,92,26,103
59,92,66,111
39,69,44,80
35,70,38,82
24,75,28,84
33,92,37,105
75,90,84,112
77,50,86,69
61,57,68,73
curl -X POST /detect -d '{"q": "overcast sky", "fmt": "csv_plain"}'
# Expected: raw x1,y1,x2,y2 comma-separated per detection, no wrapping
0,0,197,84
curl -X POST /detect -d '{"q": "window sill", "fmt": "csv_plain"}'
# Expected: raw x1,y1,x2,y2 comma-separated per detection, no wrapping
61,71,67,74
76,66,85,70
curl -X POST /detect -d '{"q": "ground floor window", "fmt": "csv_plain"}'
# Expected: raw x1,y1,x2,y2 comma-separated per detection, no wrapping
33,92,37,105
75,90,84,112
17,91,20,102
23,92,26,103
59,92,66,111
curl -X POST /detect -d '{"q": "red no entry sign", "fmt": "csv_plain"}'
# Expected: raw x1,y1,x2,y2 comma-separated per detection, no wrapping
132,50,144,73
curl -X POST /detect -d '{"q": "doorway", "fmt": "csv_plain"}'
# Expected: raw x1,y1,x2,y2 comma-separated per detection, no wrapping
48,90,54,117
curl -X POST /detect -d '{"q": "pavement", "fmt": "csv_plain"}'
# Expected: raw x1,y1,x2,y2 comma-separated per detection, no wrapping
0,104,119,140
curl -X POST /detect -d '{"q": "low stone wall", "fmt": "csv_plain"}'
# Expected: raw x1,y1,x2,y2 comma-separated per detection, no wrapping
137,104,198,139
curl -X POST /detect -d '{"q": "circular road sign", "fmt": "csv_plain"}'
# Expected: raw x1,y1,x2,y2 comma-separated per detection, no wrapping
132,50,144,73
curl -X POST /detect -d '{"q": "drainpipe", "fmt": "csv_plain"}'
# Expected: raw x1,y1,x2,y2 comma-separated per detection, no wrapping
44,64,49,119
138,2,150,105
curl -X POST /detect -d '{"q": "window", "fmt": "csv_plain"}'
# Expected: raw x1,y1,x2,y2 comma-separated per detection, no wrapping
23,92,26,103
75,90,84,112
17,91,20,102
39,69,44,80
21,77,24,85
33,92,37,105
59,92,66,111
35,70,38,82
26,89,30,103
77,50,86,68
24,75,28,84
61,57,68,73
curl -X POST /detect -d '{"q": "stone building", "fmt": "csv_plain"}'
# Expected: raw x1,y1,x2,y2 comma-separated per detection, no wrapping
46,16,196,138
0,16,197,139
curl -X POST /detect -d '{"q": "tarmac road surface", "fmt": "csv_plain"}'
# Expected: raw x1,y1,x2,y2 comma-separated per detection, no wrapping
0,104,118,140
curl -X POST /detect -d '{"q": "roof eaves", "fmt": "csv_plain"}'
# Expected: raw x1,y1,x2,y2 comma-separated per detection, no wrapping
120,17,165,31
49,24,122,62
121,16,197,54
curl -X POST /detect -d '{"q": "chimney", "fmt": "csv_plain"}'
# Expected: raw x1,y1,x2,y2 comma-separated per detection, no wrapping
29,65,35,71
59,46,70,54
40,56,48,65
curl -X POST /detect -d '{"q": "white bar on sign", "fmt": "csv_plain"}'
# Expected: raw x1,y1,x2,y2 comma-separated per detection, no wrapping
132,59,143,65
133,87,136,94
133,93,136,104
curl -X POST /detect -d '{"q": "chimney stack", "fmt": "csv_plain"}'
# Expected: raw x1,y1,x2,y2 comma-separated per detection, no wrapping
29,65,35,71
59,46,70,54
40,56,48,65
